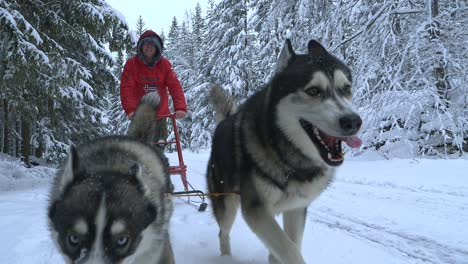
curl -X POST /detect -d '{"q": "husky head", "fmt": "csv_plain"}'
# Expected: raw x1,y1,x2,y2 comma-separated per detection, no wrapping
274,39,362,166
48,144,168,264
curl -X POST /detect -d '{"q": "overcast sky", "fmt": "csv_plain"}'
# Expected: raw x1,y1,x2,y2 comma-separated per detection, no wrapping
105,0,212,35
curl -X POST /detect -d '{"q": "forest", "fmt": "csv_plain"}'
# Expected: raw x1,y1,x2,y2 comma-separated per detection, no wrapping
1,0,466,165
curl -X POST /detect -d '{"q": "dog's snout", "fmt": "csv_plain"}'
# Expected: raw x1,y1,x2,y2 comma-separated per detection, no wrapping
339,114,362,134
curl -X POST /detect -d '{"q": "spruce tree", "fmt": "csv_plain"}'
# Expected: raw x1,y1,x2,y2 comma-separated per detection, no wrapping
192,3,205,48
0,0,131,162
136,15,146,36
202,0,251,98
168,17,180,46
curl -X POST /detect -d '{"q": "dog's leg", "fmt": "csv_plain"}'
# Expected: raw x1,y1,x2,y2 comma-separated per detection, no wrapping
267,208,307,264
268,253,282,264
242,204,305,264
213,195,240,255
283,207,307,248
160,239,175,264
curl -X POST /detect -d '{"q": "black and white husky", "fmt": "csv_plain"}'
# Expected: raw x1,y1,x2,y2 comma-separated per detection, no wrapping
48,92,174,263
207,39,363,264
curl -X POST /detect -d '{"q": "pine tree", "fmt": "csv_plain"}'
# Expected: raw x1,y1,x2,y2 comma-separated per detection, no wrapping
0,0,131,162
202,0,250,98
192,3,205,47
168,17,179,46
136,15,146,36
164,17,197,149
248,0,283,87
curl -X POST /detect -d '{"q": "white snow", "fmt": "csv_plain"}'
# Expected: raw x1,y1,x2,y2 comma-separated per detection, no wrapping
0,151,467,263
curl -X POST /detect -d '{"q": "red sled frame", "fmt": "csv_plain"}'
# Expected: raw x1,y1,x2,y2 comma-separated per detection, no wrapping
158,113,207,211
158,113,188,191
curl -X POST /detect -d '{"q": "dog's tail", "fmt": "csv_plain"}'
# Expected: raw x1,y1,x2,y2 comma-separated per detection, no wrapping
127,92,160,144
209,84,237,124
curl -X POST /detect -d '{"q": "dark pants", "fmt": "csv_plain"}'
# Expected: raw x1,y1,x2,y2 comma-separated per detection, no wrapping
155,118,174,191
155,118,168,151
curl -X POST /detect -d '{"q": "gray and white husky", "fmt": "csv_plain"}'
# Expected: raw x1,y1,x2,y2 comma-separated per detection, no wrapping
48,92,174,264
207,39,363,264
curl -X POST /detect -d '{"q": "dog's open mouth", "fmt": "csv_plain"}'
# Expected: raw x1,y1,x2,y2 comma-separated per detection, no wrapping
299,120,362,166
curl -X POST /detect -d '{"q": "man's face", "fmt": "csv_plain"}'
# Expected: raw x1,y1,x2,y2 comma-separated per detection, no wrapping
142,42,157,60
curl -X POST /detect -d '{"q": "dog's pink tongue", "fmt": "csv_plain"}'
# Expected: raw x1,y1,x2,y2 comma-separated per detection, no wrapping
343,136,362,148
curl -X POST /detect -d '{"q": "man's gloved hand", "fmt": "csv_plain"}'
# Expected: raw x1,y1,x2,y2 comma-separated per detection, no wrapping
174,110,186,119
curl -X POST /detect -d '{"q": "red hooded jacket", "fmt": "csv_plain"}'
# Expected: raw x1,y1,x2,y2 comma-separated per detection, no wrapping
120,30,187,117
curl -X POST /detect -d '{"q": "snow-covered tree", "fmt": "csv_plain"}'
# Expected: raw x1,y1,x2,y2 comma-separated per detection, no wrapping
167,16,179,47
0,0,131,162
136,15,146,36
327,0,468,157
179,0,252,149
202,0,251,98
246,0,467,157
192,3,205,48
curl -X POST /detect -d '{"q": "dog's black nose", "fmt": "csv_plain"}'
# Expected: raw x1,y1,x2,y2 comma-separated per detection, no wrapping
339,114,362,134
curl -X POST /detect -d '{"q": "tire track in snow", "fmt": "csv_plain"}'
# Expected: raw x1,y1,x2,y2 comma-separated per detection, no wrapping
309,209,468,264
334,178,468,198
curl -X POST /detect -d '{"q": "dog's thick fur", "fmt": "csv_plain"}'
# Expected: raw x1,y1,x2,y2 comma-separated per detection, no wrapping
207,39,362,264
48,92,174,264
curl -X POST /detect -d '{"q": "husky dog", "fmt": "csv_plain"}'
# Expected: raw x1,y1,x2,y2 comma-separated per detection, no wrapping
207,39,363,264
48,92,174,264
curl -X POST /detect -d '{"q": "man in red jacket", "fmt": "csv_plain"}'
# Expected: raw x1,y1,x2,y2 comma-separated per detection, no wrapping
120,30,187,147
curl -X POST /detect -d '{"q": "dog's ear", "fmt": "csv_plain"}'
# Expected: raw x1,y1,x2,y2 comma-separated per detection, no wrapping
56,144,79,196
307,40,328,56
276,39,295,72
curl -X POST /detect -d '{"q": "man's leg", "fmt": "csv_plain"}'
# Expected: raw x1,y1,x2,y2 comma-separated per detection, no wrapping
154,118,168,151
154,117,174,191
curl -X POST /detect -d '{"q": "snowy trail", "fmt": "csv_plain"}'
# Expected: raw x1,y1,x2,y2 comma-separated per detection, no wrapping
312,206,468,264
0,152,467,263
309,209,468,263
307,177,468,264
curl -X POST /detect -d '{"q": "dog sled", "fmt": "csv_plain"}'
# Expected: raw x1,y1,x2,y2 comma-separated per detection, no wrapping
158,113,208,212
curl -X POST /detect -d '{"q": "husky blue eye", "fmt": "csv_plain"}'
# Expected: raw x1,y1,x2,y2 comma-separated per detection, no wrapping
67,234,80,246
116,236,129,246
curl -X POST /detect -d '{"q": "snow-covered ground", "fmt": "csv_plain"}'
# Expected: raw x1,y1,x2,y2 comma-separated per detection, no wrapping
0,150,467,264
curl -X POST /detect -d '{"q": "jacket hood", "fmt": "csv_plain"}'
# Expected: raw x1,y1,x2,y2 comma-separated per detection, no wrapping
137,30,164,66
